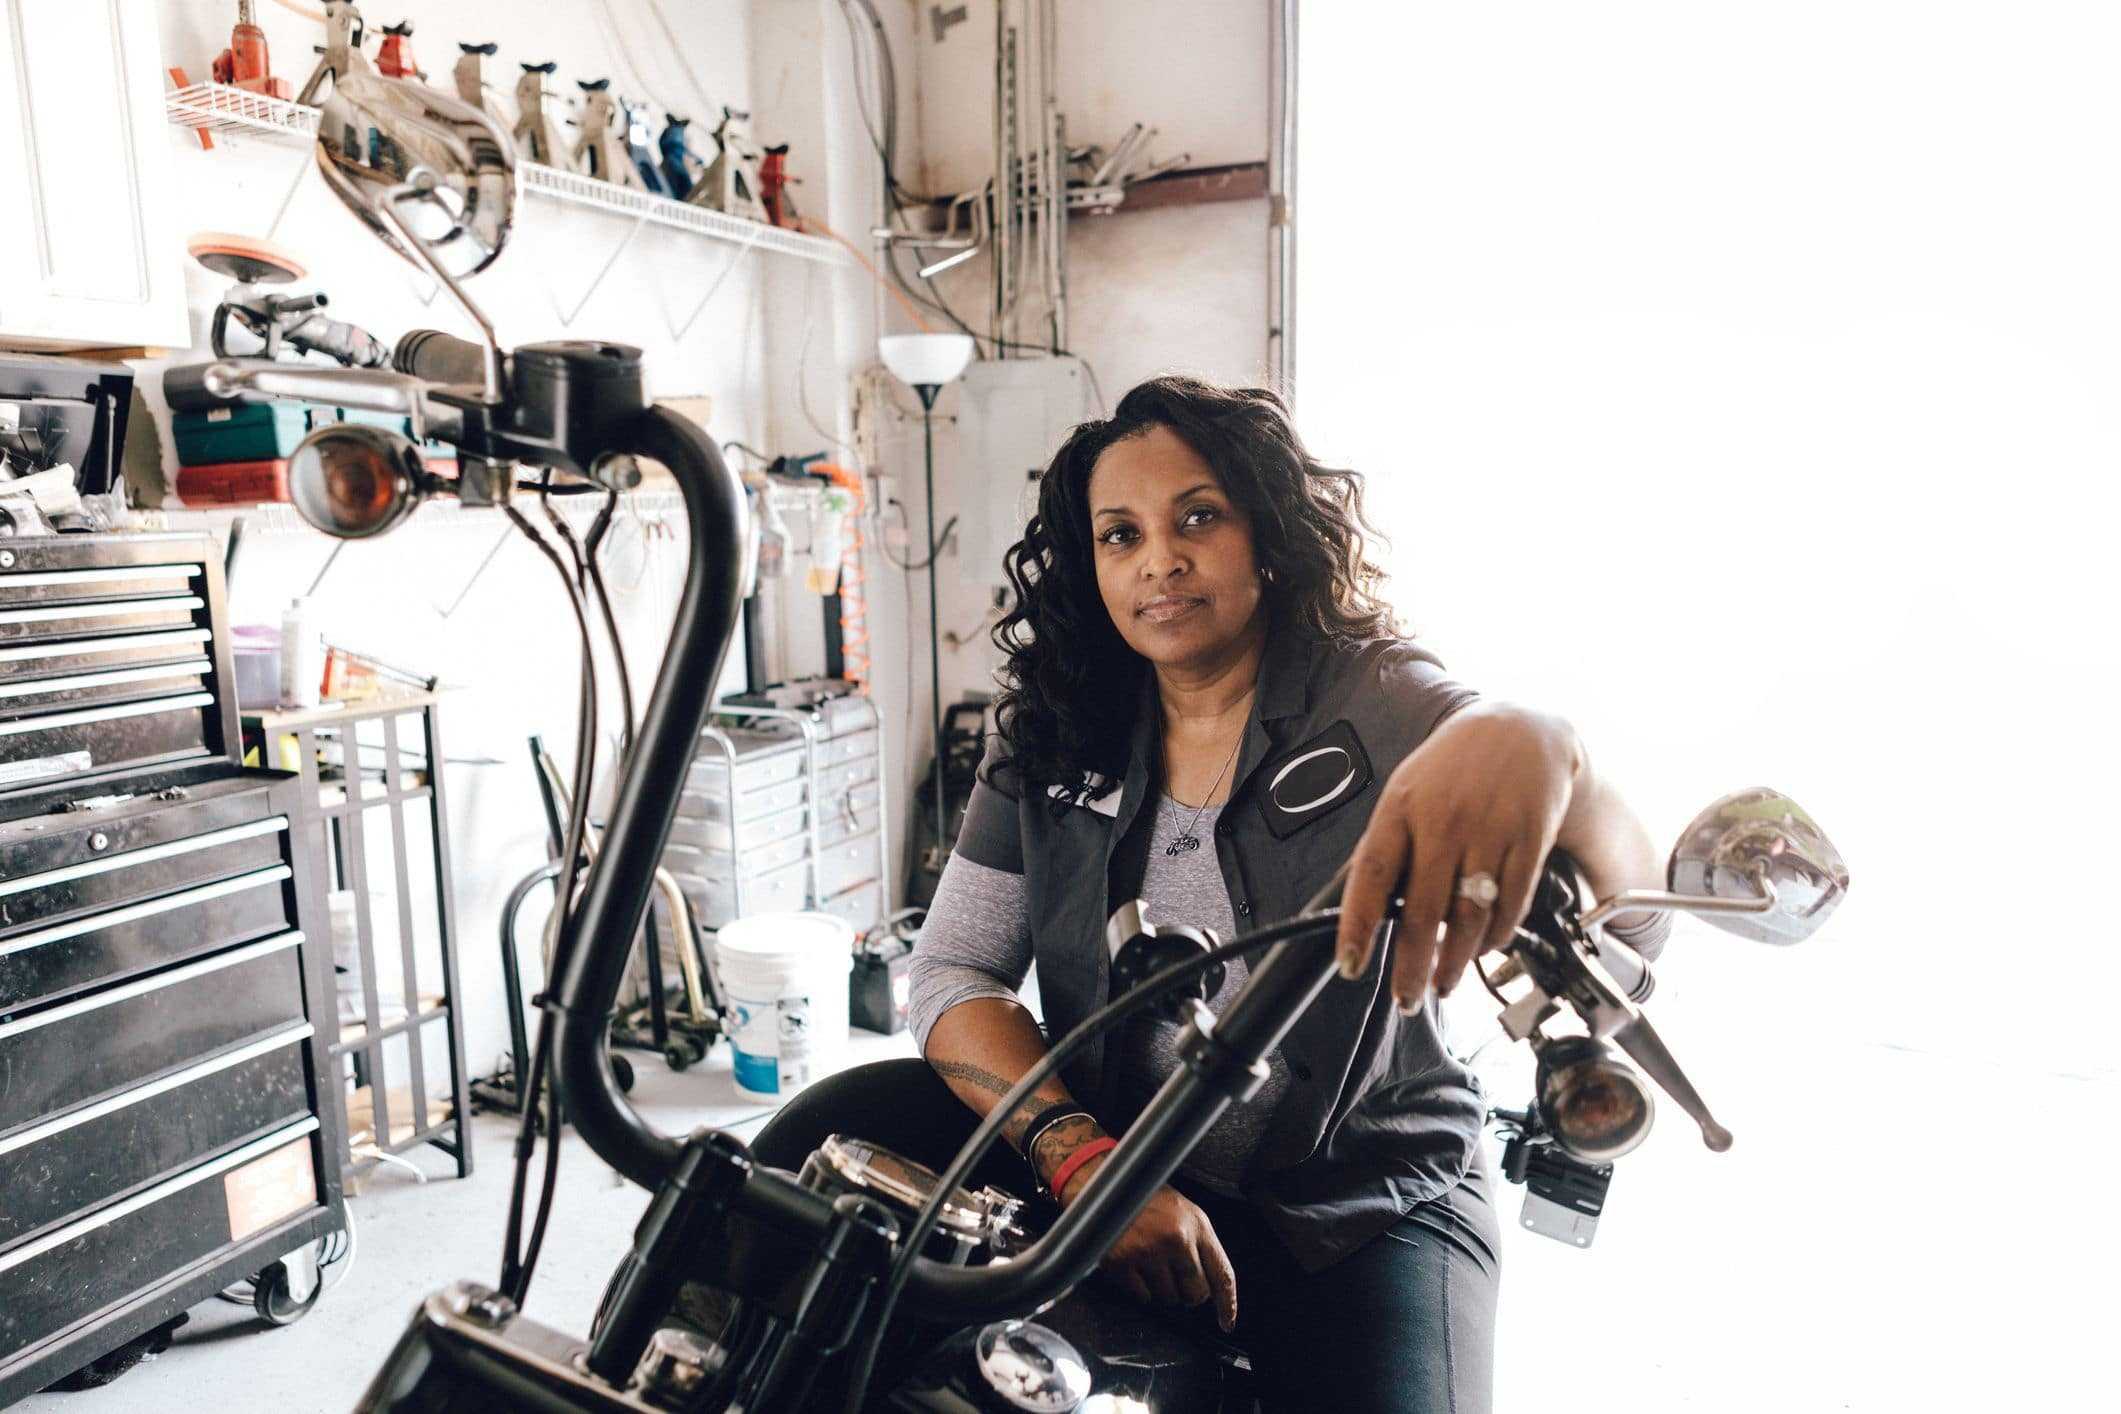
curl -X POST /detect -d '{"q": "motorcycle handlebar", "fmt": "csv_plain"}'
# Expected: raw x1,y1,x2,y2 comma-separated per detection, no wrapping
546,403,747,1193
1595,933,1654,1003
894,918,1344,1320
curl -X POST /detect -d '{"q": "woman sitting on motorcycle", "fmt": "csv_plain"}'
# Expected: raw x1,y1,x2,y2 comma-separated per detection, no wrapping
754,373,1670,1413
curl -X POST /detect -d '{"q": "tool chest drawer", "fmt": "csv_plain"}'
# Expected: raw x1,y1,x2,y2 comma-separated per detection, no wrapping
0,769,298,1012
815,880,881,935
663,828,810,886
0,932,307,1135
816,781,882,850
817,729,878,770
0,535,237,793
810,693,877,741
680,773,807,824
0,1026,314,1250
816,751,879,799
0,1121,324,1359
677,856,809,931
668,800,808,855
687,727,806,794
817,830,882,899
0,694,217,797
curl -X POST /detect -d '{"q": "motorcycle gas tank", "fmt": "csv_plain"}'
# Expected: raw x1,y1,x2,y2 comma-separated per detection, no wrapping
889,1286,1249,1412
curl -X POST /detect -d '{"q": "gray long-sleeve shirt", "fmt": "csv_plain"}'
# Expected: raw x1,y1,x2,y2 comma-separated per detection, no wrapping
909,794,1290,1196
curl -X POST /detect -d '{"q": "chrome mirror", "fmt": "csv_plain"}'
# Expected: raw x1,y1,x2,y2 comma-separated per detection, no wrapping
314,68,516,399
315,69,515,278
1667,788,1849,945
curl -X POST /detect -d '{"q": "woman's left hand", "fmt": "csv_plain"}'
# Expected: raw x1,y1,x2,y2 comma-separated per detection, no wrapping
1334,702,1585,1011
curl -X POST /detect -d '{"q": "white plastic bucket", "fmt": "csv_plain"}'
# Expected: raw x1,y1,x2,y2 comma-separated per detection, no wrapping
714,911,853,1100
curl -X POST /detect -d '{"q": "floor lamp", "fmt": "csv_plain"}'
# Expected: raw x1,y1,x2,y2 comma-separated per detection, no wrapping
879,333,975,889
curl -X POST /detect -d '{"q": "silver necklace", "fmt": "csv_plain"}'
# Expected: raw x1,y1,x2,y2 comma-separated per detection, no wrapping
1164,732,1243,856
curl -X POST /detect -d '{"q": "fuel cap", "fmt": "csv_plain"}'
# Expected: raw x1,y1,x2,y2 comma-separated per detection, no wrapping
974,1320,1091,1413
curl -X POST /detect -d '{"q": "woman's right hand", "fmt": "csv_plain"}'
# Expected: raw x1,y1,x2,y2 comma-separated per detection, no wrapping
1057,1151,1238,1333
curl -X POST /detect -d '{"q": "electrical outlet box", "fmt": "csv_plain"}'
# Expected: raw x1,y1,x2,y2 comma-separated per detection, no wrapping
955,358,1089,588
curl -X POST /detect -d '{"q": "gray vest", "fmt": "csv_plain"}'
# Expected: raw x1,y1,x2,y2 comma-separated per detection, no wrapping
989,630,1490,1268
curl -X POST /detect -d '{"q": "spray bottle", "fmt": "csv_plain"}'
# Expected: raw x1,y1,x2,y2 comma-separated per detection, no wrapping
279,596,323,708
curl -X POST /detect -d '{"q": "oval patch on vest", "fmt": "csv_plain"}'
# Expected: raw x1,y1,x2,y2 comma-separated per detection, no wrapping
1255,720,1375,840
1269,746,1359,815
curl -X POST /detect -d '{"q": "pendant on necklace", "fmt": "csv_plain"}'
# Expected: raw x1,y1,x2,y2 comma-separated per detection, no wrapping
1164,834,1201,856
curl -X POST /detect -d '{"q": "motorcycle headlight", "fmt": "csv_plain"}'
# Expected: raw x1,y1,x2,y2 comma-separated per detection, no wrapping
1536,1035,1655,1164
288,423,430,539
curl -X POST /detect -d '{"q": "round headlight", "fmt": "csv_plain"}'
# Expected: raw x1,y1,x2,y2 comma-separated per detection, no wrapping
287,423,428,539
1536,1035,1655,1165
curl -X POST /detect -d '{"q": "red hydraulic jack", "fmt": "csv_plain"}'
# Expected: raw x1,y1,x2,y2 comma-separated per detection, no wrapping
377,20,422,80
211,0,290,99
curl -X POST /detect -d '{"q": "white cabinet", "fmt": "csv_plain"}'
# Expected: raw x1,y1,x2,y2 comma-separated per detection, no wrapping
0,0,186,350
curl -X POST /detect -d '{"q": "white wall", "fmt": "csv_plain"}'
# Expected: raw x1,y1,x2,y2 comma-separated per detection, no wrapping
904,0,1273,708
1298,0,2120,1079
134,0,897,1084
1300,7,2116,1406
910,0,1266,195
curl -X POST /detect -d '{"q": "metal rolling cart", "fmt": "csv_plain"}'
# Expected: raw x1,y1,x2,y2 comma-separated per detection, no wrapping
0,533,344,1400
242,691,473,1181
661,686,890,940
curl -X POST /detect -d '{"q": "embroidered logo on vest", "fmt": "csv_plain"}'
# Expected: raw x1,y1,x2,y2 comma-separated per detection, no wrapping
1255,719,1375,839
1047,773,1122,818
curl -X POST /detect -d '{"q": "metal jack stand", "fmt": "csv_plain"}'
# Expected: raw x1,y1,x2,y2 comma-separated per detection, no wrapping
470,737,596,1117
470,738,722,1121
531,748,725,1073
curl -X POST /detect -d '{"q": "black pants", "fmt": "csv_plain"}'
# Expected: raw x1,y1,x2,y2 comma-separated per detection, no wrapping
749,1059,1500,1414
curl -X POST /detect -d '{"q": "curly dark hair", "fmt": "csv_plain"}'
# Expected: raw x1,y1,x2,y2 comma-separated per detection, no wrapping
990,374,1399,804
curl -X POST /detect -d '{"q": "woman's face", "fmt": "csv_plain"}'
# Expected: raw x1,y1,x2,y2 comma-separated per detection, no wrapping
1086,424,1264,670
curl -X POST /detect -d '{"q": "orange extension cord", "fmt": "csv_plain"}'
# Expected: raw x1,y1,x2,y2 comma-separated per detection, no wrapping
814,462,872,692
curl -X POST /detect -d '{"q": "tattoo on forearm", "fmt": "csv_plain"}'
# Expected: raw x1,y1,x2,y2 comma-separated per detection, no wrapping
930,1060,1098,1154
932,1058,1013,1099
1030,1114,1108,1186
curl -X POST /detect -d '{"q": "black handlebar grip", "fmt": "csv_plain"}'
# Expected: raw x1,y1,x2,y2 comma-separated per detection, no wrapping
394,329,489,387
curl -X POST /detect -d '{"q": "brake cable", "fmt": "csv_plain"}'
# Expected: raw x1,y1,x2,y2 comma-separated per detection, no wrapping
498,501,603,1304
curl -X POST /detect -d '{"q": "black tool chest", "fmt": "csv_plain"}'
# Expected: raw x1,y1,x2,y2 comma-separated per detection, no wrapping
0,534,343,1405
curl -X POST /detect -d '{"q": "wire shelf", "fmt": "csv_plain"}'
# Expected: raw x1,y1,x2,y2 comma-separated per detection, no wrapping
518,163,840,263
167,81,321,140
164,82,845,266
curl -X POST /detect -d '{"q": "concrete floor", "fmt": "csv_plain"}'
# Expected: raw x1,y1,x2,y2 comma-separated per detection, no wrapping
19,1026,2111,1412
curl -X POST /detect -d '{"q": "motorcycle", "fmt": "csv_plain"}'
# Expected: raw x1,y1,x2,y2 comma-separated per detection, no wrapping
205,68,1851,1414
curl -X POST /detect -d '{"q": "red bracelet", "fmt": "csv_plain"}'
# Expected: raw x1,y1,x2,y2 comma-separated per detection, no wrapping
1046,1136,1118,1202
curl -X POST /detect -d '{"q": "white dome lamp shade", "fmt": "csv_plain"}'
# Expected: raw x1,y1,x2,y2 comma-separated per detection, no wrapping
879,333,974,401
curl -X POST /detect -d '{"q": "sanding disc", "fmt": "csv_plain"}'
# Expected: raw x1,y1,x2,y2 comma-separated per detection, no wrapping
187,231,307,284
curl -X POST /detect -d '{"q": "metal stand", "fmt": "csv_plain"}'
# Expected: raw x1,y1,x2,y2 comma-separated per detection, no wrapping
244,691,472,1179
472,737,720,1118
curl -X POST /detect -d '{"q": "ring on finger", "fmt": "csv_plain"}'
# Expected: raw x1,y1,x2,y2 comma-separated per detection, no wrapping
1455,871,1500,909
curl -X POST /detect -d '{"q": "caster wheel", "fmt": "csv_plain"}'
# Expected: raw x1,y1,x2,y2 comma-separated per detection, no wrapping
663,1040,698,1072
253,1255,322,1327
611,1054,636,1093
